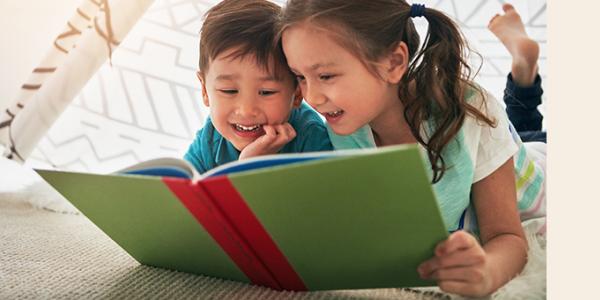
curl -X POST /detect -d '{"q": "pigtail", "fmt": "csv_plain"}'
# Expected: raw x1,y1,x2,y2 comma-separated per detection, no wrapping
280,0,496,183
400,7,495,183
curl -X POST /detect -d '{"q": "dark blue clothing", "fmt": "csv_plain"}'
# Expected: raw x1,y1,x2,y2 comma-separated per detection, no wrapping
504,73,546,143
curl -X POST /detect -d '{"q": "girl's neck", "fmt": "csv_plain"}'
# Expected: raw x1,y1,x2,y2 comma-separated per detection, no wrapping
369,83,418,147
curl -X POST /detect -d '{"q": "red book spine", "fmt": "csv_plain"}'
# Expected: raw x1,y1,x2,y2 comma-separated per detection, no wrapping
202,176,307,291
162,177,281,289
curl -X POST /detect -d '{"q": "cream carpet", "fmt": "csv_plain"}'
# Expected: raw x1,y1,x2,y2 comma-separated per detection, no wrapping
0,157,545,299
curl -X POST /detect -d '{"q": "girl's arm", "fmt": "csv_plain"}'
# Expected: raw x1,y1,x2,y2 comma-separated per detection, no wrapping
472,157,528,290
418,157,528,297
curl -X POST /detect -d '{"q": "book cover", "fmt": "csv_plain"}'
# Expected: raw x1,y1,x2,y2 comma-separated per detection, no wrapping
36,144,448,291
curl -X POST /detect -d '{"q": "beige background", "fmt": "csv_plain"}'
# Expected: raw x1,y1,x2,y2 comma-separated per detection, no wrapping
0,0,597,297
549,0,600,298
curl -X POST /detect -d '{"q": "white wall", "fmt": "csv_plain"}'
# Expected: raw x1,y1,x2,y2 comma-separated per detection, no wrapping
0,0,81,111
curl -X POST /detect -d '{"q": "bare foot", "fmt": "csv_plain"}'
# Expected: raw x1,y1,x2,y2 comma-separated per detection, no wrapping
488,3,539,87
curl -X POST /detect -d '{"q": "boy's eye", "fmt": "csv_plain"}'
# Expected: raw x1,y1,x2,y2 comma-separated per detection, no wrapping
219,89,238,94
258,90,278,96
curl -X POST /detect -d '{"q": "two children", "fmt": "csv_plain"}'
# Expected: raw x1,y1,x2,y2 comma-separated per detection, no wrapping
184,0,332,174
186,0,546,297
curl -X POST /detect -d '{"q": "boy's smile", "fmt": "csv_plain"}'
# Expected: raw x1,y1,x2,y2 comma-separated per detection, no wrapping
231,123,265,138
200,47,299,151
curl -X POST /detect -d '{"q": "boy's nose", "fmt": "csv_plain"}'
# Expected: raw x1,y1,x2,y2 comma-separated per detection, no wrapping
236,98,259,117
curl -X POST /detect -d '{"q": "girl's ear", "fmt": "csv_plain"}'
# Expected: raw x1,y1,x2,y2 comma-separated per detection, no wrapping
197,71,210,107
383,41,409,84
292,86,303,108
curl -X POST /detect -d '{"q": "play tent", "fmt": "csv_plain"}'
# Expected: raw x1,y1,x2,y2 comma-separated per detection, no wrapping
0,0,547,172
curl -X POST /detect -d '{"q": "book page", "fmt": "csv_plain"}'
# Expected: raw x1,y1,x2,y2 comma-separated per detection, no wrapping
198,146,407,180
115,157,200,179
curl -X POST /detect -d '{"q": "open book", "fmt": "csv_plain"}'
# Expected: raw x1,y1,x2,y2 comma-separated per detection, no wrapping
36,144,448,291
116,149,343,180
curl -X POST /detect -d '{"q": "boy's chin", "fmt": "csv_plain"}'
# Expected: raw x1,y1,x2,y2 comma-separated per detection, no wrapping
231,139,256,153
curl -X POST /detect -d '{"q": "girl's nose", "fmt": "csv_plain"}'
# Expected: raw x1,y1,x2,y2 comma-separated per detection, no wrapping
303,82,327,107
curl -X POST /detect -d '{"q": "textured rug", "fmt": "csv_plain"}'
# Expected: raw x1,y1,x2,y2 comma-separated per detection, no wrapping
0,157,545,299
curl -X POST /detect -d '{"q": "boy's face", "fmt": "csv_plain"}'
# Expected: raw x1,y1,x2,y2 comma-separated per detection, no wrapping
200,47,300,151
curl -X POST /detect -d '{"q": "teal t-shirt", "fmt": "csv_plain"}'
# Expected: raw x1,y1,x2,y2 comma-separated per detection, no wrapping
184,102,333,174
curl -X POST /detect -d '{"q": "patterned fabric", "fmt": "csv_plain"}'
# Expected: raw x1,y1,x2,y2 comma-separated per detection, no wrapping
328,88,546,232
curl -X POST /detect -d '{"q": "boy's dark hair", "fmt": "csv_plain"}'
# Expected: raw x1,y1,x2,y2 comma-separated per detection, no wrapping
198,0,292,82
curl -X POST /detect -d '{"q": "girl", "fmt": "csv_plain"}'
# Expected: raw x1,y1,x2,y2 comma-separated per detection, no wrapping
279,1,545,297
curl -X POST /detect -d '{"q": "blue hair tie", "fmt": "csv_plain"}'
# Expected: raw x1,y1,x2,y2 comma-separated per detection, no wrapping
410,3,426,18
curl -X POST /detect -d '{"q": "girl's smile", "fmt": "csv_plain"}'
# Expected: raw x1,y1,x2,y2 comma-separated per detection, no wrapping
322,110,345,123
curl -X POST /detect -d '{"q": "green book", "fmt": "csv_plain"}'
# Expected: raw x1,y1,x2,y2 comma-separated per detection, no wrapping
36,144,448,291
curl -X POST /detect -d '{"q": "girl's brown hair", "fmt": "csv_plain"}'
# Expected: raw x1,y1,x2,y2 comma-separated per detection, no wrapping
280,0,495,183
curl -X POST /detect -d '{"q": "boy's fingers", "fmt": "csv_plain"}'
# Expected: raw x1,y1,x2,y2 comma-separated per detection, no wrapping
263,125,277,138
254,126,276,145
285,123,297,139
272,124,295,144
279,123,296,141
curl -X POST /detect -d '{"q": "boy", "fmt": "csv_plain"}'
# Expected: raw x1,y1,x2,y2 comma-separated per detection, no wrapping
184,0,332,173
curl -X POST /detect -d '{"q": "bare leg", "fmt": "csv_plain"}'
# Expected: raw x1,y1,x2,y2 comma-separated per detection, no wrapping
488,3,539,87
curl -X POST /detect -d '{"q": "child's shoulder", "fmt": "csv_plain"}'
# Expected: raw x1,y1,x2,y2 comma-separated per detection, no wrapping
289,102,327,130
464,82,491,106
462,82,505,120
286,102,333,152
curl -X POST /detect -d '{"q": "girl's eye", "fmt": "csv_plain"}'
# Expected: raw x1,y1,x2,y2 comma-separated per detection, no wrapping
258,90,278,96
295,75,306,83
319,74,335,81
219,89,238,94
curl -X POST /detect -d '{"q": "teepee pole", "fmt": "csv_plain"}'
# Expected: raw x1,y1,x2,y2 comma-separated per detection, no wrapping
0,0,154,162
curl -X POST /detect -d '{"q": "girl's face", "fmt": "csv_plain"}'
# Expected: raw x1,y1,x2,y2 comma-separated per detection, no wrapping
282,22,400,136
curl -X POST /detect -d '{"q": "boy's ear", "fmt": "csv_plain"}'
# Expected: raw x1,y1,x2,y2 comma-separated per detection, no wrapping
383,41,409,84
292,86,303,108
197,71,210,107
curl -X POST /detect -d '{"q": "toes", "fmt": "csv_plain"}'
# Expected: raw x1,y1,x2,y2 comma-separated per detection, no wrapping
488,13,500,26
502,3,515,13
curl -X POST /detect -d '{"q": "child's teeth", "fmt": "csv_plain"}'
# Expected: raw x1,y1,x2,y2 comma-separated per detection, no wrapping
327,110,343,117
236,124,261,131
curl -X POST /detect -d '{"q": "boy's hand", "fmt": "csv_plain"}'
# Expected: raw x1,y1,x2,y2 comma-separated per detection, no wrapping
417,231,495,297
239,123,296,160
